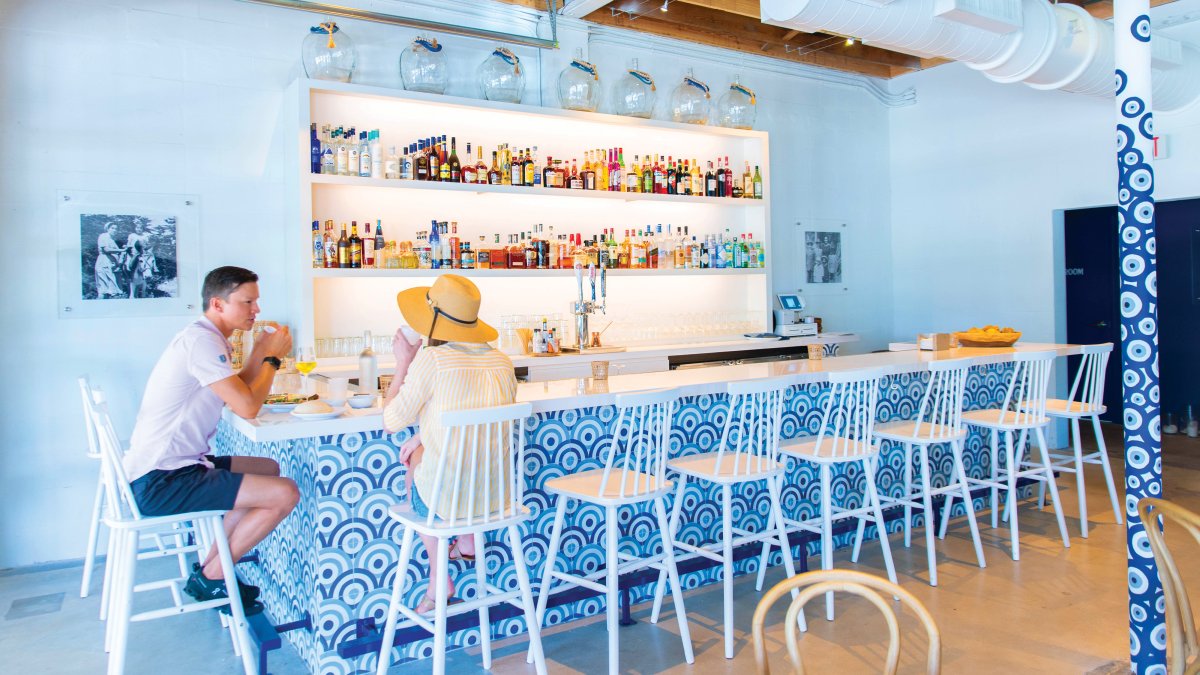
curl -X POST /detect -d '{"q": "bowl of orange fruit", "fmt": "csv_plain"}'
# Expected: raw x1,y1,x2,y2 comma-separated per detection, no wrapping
955,325,1021,347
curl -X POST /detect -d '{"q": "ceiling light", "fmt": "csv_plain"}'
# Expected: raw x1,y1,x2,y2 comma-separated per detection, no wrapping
661,0,668,11
845,37,855,46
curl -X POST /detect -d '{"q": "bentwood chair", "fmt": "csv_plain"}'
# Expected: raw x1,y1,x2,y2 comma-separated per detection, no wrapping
649,377,798,659
85,386,255,675
873,358,986,586
1033,343,1122,537
532,388,694,675
764,366,898,622
752,569,941,675
1136,498,1200,675
948,350,1071,561
375,402,546,675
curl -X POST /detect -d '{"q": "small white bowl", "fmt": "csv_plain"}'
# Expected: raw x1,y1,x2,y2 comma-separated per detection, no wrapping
322,395,347,407
347,394,377,409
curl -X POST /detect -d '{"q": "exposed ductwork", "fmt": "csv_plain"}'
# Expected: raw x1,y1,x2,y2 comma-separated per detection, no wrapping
761,0,1200,111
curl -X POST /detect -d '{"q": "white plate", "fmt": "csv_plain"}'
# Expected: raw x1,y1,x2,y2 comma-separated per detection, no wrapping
263,402,300,413
743,333,782,342
290,406,346,421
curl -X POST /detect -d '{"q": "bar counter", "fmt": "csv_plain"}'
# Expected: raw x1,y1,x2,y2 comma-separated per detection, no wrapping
215,343,1081,674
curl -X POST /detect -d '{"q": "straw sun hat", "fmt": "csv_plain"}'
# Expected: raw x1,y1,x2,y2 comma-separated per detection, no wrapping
395,274,498,343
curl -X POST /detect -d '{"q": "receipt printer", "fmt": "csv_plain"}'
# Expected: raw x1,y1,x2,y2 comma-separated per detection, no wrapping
774,292,818,337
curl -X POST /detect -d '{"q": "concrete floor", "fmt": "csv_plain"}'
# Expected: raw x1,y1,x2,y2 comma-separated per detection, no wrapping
4,424,1198,674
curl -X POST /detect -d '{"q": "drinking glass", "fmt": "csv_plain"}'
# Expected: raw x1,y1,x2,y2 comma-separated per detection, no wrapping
296,346,317,393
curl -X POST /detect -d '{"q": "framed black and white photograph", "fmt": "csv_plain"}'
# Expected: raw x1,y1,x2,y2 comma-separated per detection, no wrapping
58,191,199,318
797,220,849,295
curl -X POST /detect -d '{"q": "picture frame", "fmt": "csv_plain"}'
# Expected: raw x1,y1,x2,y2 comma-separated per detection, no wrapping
57,190,200,319
797,220,848,295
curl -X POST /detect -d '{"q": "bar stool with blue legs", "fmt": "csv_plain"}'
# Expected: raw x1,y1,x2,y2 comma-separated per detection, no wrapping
947,350,1071,561
374,402,546,675
762,366,897,623
873,357,987,586
531,388,694,675
1034,343,1122,537
648,377,799,659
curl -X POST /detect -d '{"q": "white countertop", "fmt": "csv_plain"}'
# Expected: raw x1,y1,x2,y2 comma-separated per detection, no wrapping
224,343,1081,444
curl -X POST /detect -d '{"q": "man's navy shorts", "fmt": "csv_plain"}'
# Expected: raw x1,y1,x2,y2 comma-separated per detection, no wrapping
130,455,244,516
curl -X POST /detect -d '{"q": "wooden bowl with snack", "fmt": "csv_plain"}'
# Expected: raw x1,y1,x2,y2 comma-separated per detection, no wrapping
955,325,1021,348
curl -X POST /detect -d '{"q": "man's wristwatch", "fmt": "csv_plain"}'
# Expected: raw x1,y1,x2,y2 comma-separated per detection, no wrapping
262,356,282,370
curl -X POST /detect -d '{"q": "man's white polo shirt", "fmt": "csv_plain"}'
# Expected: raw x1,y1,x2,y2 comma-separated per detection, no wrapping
124,317,235,482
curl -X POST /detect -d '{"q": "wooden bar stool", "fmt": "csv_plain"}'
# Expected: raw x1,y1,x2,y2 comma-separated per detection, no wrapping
84,386,255,675
874,357,986,586
531,388,694,675
648,377,799,659
373,402,546,675
1034,343,1122,537
947,350,1071,561
762,366,898,622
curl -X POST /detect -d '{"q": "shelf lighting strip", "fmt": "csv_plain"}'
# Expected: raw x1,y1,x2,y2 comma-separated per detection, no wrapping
238,0,561,50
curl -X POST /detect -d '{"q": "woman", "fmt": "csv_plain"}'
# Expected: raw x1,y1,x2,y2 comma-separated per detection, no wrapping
94,222,123,298
382,274,516,614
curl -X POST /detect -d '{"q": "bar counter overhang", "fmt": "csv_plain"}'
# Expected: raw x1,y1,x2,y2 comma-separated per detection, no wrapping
215,343,1082,674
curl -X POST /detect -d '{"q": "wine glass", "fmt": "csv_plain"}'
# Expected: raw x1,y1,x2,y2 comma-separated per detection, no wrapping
295,346,317,394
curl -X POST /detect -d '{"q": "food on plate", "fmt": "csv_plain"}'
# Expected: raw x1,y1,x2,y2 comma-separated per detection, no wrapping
295,400,334,414
265,393,317,405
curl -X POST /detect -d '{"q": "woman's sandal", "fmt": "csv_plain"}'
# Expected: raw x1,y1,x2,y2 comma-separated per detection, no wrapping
448,538,476,562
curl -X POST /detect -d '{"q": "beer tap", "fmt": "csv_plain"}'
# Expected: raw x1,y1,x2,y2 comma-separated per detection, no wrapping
573,262,606,351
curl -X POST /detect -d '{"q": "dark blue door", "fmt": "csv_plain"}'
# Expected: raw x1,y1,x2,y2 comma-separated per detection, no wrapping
1064,207,1121,422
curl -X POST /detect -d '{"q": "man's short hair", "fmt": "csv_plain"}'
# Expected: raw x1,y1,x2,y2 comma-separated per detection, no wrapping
201,266,258,311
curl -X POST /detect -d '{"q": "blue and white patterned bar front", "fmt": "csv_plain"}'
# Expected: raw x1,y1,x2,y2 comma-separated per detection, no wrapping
216,346,1081,674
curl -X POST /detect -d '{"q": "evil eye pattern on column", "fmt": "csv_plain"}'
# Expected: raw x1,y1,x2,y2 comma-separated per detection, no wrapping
1116,15,1164,671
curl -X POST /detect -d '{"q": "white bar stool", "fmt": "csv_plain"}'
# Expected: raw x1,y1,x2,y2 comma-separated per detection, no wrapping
648,377,798,659
949,350,1071,561
85,387,255,675
531,388,694,675
79,376,109,601
763,366,898,622
1035,343,1122,537
873,357,987,586
374,402,546,675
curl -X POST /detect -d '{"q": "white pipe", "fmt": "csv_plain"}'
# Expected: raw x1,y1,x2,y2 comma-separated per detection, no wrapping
761,0,1200,112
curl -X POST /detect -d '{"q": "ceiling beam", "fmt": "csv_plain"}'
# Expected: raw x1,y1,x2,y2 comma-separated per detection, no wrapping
674,0,760,19
561,0,615,18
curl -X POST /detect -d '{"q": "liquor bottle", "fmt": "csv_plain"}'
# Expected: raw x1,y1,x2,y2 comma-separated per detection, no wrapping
321,125,335,174
487,234,505,269
723,156,734,197
716,158,727,197
429,138,442,181
508,234,525,269
476,235,491,269
673,227,686,268
370,130,383,178
525,147,537,186
582,154,596,190
618,230,632,269
447,222,461,269
337,223,350,268
500,145,511,186
626,154,641,193
706,162,717,197
640,154,653,194
310,123,321,174
448,136,461,182
742,161,753,198
416,140,429,180
722,229,734,269
666,158,677,195
461,143,476,183
374,220,386,265
524,231,537,268
358,131,371,177
653,156,666,194
323,220,337,269
597,231,611,269
311,220,323,267
569,159,583,189
428,220,441,269
400,144,412,180
346,129,359,176
542,156,555,189
460,241,475,269
349,222,363,268
384,146,400,179
606,229,619,269
597,149,609,191
488,151,502,185
334,128,348,175
510,147,524,186
753,165,763,198
617,148,627,192
363,220,375,268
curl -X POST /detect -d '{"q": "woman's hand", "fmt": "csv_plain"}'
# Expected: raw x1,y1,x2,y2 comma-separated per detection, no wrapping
398,433,423,466
392,328,421,370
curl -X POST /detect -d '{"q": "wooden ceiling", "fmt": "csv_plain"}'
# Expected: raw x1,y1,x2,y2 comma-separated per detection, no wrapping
497,0,1178,79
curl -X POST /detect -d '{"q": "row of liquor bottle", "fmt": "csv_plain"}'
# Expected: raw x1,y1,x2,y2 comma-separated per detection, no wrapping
309,124,764,198
312,220,765,271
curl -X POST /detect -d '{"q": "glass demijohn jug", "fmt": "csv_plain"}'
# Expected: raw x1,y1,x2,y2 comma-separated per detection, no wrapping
614,58,656,118
557,49,601,112
670,69,711,125
301,22,356,83
477,47,524,103
718,77,757,129
400,36,448,94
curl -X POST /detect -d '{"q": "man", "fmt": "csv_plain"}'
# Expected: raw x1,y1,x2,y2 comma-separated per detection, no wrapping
124,266,299,614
